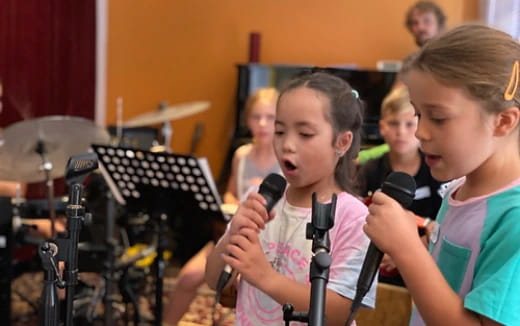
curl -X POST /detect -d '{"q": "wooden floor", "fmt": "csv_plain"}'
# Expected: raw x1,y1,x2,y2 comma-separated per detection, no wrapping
12,271,411,326
357,283,412,326
11,271,234,326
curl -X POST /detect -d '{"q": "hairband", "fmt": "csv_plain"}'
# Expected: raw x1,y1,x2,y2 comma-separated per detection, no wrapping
351,89,359,99
504,60,519,101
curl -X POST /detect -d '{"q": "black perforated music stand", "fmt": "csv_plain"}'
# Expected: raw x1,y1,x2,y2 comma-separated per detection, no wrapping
91,144,226,326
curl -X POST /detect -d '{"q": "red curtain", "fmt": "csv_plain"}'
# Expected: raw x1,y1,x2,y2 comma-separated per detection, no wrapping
0,0,95,125
0,0,96,197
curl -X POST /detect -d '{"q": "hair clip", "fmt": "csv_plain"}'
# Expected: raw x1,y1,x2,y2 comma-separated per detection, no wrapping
504,60,519,101
351,89,360,99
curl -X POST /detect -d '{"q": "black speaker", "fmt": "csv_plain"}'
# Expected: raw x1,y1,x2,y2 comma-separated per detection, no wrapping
0,197,13,324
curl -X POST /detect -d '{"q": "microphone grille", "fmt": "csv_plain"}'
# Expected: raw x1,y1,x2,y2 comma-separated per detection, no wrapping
259,173,287,200
381,172,416,208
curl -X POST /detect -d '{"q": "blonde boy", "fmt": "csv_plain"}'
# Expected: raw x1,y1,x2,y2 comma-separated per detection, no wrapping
357,85,442,286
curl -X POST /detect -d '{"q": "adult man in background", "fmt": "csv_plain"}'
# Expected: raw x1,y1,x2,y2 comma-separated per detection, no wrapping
405,1,446,47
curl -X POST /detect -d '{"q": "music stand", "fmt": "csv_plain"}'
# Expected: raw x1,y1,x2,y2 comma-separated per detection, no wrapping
91,144,226,326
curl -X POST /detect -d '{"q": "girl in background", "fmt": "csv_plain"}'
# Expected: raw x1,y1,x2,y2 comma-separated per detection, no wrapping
163,87,279,326
223,87,281,205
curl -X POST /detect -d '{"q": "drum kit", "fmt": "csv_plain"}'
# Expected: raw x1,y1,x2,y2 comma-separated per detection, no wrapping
4,101,210,325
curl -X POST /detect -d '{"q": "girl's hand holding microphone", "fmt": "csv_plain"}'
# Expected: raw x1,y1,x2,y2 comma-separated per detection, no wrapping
228,192,276,236
364,190,422,257
223,227,274,289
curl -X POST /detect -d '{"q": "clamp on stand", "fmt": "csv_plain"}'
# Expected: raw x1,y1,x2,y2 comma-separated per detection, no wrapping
283,193,336,326
38,242,62,326
39,153,98,326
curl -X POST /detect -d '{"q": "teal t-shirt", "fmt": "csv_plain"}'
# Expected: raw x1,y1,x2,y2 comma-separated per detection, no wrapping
411,177,520,325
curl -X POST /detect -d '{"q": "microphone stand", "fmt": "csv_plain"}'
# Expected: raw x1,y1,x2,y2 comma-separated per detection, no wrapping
58,183,86,326
283,193,336,326
39,153,98,326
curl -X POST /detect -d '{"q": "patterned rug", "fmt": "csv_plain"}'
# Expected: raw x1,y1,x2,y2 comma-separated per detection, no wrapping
11,271,235,326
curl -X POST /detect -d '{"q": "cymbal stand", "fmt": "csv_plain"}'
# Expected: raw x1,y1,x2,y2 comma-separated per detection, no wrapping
153,211,169,326
162,121,172,151
103,192,118,326
159,102,172,151
36,140,56,238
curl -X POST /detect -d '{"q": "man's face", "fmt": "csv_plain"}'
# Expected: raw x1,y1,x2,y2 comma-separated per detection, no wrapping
408,9,440,47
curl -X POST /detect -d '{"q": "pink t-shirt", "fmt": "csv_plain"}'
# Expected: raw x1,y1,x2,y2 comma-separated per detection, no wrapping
234,191,376,326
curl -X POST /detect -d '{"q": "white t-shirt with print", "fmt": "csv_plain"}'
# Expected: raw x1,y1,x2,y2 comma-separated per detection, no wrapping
234,191,376,326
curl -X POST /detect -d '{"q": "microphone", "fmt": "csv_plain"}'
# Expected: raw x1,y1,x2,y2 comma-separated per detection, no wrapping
346,171,416,326
215,173,287,293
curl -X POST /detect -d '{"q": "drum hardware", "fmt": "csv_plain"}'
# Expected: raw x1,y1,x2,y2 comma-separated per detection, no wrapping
188,122,205,156
115,239,158,270
82,167,159,325
159,102,173,151
0,116,110,183
13,197,69,219
123,101,209,128
122,101,209,151
102,190,118,326
107,126,159,151
0,197,13,323
35,139,58,238
0,116,109,239
92,144,226,326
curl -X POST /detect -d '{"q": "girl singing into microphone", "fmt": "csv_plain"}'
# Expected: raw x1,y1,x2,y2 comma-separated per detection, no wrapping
365,24,520,325
206,72,376,326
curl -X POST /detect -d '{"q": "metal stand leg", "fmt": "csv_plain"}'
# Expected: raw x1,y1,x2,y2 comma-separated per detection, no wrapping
103,193,117,326
154,213,168,326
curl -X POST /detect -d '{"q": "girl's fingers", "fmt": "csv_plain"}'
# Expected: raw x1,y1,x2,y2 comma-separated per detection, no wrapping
238,227,259,243
228,234,252,251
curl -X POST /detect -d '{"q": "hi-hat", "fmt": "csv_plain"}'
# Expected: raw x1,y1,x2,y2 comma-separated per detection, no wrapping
0,116,110,183
123,101,209,127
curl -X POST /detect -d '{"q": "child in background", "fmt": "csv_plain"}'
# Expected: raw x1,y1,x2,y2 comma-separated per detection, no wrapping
206,72,376,326
223,87,281,205
365,24,520,325
357,85,442,286
162,87,280,326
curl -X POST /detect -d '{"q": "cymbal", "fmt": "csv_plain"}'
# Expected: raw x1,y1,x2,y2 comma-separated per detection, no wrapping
0,116,110,183
123,101,209,127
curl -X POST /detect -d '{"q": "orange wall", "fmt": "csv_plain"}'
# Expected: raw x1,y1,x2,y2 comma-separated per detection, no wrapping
106,0,478,179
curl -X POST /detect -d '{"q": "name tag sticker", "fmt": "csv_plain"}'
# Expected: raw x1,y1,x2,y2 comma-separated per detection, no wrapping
415,186,431,200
